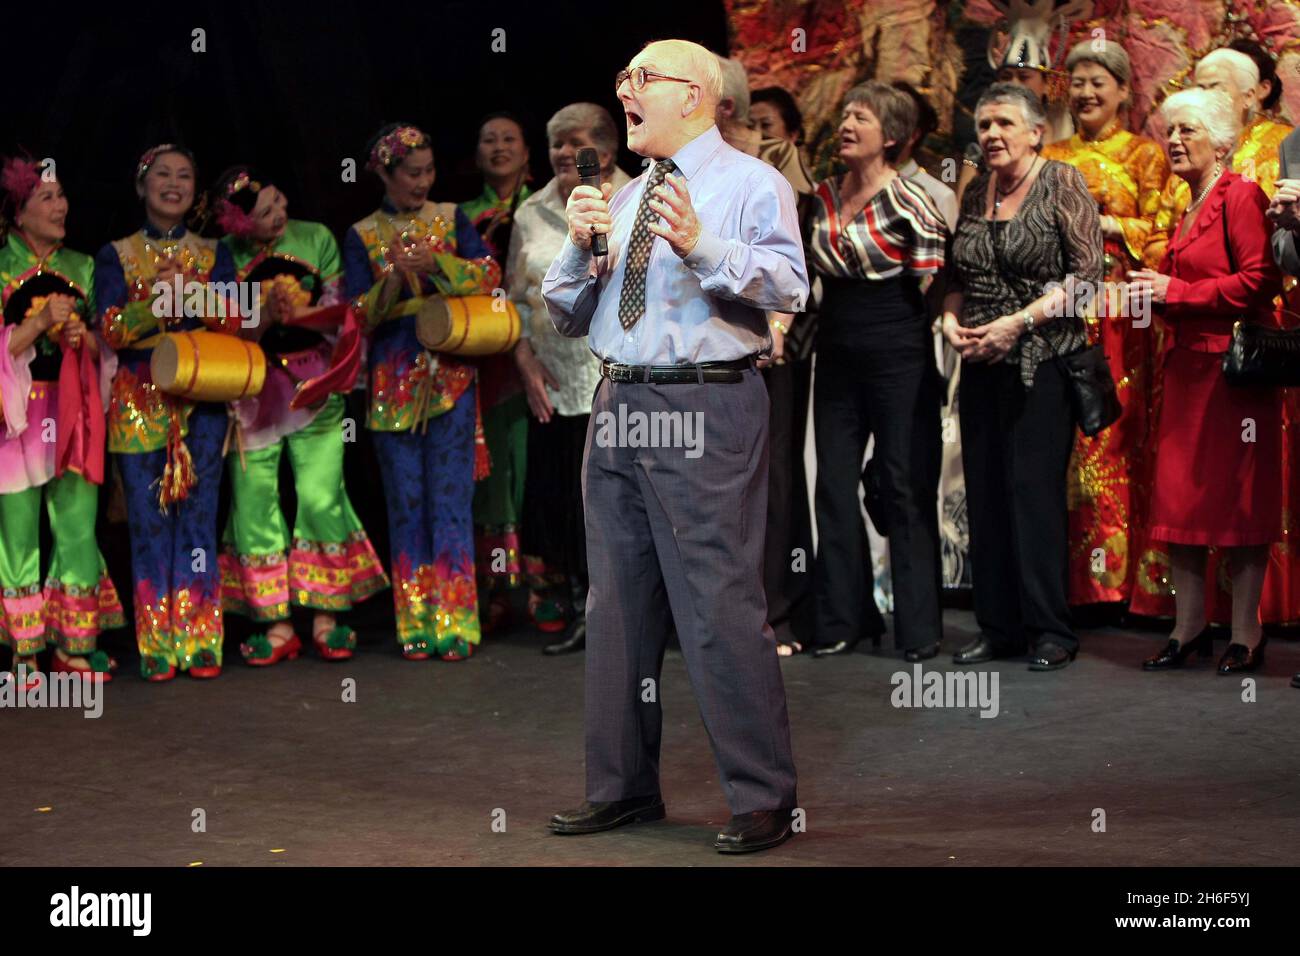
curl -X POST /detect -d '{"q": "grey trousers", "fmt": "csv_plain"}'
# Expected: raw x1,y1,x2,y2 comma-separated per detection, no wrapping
581,368,798,815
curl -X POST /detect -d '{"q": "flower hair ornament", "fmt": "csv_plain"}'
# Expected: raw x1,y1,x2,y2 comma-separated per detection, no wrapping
136,143,194,184
0,157,46,220
215,169,264,239
367,125,430,173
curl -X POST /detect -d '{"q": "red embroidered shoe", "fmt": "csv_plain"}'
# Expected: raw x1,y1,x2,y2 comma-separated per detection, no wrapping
313,625,356,662
240,632,302,667
6,659,44,692
440,637,476,662
51,650,117,683
188,650,222,679
401,638,433,661
141,655,177,682
530,598,567,634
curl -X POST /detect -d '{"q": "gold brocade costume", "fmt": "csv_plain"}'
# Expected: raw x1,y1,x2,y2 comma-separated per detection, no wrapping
1043,127,1171,605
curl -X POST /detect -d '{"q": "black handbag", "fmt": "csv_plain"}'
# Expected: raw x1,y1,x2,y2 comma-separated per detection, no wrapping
1215,200,1300,385
1037,327,1123,437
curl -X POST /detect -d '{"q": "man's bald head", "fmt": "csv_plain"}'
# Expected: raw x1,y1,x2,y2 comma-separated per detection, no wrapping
638,39,724,110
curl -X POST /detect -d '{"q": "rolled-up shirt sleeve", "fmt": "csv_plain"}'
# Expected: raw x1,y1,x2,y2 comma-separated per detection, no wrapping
542,236,599,337
682,168,810,314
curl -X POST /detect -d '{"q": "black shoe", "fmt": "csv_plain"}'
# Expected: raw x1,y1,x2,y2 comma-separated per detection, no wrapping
1291,672,1300,689
1142,628,1213,670
548,794,665,834
812,631,882,658
714,808,796,854
812,639,857,658
1028,642,1075,671
952,635,1012,665
1217,640,1265,675
542,616,586,656
904,642,940,663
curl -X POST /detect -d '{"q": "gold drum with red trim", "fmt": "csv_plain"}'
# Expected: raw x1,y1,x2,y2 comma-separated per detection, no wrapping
415,294,521,356
151,331,266,401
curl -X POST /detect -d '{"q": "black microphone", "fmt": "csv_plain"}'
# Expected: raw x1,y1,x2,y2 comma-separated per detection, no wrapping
576,147,607,257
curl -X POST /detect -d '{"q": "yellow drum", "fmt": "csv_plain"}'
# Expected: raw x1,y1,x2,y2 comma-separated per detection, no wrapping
151,330,266,401
415,294,520,356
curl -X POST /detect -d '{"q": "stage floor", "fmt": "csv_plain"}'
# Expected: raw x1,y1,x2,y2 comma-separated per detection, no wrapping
4,610,1298,867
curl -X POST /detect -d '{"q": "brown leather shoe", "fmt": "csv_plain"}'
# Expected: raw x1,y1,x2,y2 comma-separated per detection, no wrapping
548,794,665,834
714,808,797,854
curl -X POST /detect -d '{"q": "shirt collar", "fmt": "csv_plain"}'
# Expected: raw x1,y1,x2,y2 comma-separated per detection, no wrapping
898,159,920,178
143,220,186,240
666,125,725,180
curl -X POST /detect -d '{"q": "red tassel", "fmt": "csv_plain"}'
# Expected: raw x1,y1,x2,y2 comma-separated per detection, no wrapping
473,384,491,481
158,408,197,509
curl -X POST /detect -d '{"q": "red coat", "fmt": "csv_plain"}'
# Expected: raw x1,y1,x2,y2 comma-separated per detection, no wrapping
1148,172,1283,546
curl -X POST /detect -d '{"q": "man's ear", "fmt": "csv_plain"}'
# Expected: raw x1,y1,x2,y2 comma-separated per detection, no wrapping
682,84,702,118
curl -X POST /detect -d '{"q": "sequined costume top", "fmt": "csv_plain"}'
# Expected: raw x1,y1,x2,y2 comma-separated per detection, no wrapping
342,200,501,432
93,224,239,453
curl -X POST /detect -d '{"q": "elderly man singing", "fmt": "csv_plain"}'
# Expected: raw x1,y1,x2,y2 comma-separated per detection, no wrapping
542,38,809,853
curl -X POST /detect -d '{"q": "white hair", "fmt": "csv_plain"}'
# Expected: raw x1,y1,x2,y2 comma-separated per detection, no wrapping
642,39,724,103
1161,88,1240,151
715,55,750,121
1196,48,1260,94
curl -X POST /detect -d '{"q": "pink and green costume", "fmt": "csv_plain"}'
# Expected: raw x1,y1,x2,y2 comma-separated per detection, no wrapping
0,234,124,658
218,219,388,622
342,200,500,656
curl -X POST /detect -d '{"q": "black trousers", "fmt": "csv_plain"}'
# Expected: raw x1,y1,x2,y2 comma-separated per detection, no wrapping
761,359,814,645
521,411,589,599
959,359,1077,654
811,277,943,651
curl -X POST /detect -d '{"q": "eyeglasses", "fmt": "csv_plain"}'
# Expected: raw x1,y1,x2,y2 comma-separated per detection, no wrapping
615,67,694,93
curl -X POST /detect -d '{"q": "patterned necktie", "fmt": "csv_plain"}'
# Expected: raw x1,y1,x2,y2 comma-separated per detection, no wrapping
617,158,677,331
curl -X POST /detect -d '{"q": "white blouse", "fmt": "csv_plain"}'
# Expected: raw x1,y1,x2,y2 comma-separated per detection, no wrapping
506,167,632,416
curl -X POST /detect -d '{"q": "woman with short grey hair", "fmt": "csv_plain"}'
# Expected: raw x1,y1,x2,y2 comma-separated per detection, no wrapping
941,82,1104,672
510,103,632,655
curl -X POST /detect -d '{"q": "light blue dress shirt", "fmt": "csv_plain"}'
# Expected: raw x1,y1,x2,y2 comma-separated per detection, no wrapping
541,125,809,365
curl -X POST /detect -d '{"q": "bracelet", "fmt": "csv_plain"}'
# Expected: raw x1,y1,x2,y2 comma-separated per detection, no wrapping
769,317,789,335
1022,310,1035,332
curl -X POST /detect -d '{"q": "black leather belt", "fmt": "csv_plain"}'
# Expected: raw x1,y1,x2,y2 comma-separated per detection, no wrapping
600,356,754,384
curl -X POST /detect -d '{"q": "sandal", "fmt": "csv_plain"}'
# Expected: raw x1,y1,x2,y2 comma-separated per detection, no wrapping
776,641,804,658
314,625,356,662
51,649,118,682
6,656,44,691
240,631,302,667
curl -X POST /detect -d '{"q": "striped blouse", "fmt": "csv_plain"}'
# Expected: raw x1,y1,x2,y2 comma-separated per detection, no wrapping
807,175,947,281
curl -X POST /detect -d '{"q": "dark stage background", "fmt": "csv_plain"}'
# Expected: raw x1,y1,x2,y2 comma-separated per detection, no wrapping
4,0,728,248
1,0,728,650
